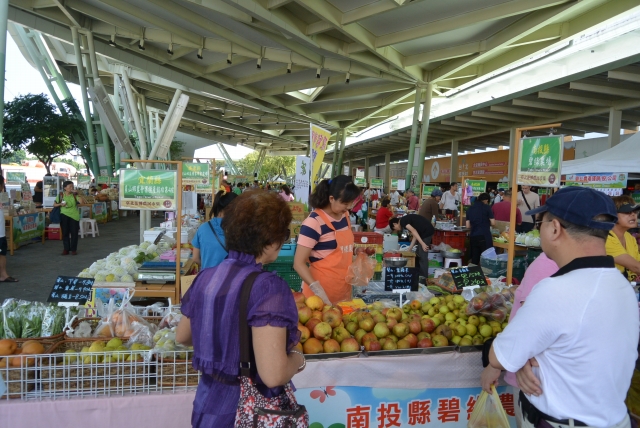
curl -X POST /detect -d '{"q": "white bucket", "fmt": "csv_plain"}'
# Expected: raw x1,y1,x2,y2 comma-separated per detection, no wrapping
427,250,443,277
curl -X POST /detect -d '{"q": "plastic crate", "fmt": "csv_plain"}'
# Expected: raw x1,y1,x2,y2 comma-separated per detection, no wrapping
274,243,296,264
353,232,383,245
264,262,302,292
432,230,466,251
46,227,61,240
480,255,528,281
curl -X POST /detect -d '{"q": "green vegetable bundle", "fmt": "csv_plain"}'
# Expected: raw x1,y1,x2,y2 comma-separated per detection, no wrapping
22,303,45,338
41,305,66,337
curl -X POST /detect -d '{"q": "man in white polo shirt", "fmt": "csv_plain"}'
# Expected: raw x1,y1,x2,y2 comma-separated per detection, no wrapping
481,186,638,428
439,182,460,216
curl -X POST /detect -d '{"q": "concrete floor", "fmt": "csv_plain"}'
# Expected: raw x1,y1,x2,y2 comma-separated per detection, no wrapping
0,214,160,303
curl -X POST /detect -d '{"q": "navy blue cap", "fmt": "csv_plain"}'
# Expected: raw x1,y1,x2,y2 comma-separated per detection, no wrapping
525,186,617,230
431,189,443,197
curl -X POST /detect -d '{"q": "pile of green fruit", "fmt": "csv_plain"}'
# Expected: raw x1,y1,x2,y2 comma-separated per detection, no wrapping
61,338,151,364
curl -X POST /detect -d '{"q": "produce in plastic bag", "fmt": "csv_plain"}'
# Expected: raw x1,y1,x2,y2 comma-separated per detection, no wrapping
126,320,158,348
427,272,458,295
346,252,376,286
3,299,29,339
153,327,192,360
22,303,44,338
94,295,151,338
467,385,510,428
465,290,512,322
158,310,182,329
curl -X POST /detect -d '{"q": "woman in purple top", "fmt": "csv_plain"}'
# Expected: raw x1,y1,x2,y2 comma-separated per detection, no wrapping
176,191,304,427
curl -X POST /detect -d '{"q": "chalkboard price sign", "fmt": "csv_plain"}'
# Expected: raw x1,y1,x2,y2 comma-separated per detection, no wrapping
47,276,95,304
449,266,488,289
384,266,418,292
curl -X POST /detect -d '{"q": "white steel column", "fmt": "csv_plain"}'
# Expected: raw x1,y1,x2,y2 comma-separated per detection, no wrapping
508,128,517,185
608,108,622,147
384,153,391,193
450,140,459,183
122,70,147,160
415,83,433,182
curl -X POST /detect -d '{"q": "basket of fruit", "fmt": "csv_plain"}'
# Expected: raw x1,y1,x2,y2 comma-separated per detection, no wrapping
154,327,199,388
0,339,46,399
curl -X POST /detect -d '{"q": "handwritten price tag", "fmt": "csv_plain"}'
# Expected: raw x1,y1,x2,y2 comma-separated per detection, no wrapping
449,266,488,289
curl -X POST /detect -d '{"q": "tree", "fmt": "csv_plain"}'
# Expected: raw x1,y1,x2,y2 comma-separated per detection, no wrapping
3,94,85,175
235,151,296,182
2,149,27,165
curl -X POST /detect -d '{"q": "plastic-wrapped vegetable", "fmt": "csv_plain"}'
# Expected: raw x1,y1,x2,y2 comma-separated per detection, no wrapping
121,274,134,283
41,305,66,337
3,300,28,339
22,303,44,338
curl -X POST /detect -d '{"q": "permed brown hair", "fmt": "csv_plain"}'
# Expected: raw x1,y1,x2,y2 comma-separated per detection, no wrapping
612,195,635,211
221,190,292,257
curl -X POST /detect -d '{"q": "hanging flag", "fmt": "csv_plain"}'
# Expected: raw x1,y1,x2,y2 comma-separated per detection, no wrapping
310,124,331,191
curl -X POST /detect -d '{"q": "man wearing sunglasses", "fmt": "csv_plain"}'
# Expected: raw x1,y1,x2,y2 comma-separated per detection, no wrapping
481,186,638,428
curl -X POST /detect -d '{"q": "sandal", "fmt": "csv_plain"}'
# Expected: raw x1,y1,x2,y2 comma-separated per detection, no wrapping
0,277,18,282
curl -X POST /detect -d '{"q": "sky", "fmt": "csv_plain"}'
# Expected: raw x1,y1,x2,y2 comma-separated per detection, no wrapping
5,32,253,159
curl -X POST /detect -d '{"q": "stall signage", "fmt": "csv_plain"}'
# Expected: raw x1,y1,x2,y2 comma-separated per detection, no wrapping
12,212,45,244
370,178,383,189
5,172,26,183
384,266,418,291
517,135,563,187
353,177,366,187
633,194,640,204
119,169,177,210
565,173,627,188
182,162,210,186
77,175,91,187
195,165,215,194
47,276,94,304
97,176,111,185
466,179,487,195
295,385,516,428
450,266,488,289
295,156,310,205
92,202,107,222
391,179,399,190
310,124,330,191
421,183,438,199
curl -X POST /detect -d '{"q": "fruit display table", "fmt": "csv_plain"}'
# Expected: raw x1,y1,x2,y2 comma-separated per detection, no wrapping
0,351,517,428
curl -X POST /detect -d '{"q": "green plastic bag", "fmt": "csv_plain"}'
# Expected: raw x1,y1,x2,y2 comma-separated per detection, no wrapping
468,385,510,428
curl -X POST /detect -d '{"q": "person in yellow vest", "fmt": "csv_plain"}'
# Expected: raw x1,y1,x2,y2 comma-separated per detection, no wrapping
605,195,640,282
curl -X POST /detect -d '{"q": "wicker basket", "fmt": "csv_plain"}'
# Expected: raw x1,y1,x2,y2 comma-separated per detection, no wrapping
14,332,65,347
40,340,152,394
156,351,200,388
0,342,38,399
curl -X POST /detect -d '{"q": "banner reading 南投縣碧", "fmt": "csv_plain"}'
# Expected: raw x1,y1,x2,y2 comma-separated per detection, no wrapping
310,124,331,191
517,135,563,187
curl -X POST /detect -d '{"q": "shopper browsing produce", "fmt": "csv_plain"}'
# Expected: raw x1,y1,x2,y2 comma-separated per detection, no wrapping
439,182,460,216
374,198,394,233
465,193,495,265
191,190,238,269
53,180,80,256
279,184,294,202
492,189,522,225
605,195,640,282
405,189,419,211
389,188,400,207
516,185,540,233
176,191,302,428
482,186,639,428
389,214,435,278
294,175,359,304
418,189,441,221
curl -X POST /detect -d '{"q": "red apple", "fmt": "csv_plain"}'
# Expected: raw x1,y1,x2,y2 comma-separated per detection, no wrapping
341,338,359,352
323,339,340,353
311,310,323,321
313,322,332,341
408,320,421,335
298,325,310,344
404,333,418,348
417,338,433,348
322,309,343,328
302,338,323,354
361,332,378,346
298,306,312,325
410,300,422,311
364,340,381,352
305,318,321,333
392,323,409,338
387,308,403,322
420,318,436,333
359,318,375,332
292,292,305,305
386,318,398,329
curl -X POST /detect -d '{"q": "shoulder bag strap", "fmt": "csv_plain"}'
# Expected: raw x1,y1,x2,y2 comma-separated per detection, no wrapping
521,190,532,212
238,271,262,378
207,221,227,250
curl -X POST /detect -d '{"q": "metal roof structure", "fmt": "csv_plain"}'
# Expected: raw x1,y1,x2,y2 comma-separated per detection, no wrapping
9,0,639,157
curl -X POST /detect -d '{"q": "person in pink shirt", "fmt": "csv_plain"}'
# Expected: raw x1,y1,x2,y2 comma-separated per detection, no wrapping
481,251,559,426
405,189,420,211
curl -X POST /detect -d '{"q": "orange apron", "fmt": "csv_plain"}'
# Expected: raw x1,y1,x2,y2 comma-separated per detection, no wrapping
302,209,354,304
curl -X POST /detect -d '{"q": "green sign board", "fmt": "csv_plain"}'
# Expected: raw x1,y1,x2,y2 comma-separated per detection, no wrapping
421,183,438,199
633,194,640,204
12,212,45,244
97,176,110,185
537,188,549,195
182,162,210,186
91,202,108,223
390,179,399,190
517,135,563,187
353,177,366,187
77,175,91,187
195,167,215,194
466,179,487,195
6,172,26,183
564,173,627,189
370,178,383,189
119,169,177,210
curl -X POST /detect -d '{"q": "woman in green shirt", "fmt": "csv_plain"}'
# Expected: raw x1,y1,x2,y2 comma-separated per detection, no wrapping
53,180,80,255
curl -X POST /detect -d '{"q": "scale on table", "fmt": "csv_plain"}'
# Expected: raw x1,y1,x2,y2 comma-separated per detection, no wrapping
137,261,177,284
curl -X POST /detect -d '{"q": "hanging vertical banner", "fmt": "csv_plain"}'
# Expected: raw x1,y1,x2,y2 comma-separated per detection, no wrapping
295,156,310,206
517,135,563,187
310,124,331,191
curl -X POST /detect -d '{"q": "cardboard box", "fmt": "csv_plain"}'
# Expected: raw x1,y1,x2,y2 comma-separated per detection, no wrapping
288,202,306,220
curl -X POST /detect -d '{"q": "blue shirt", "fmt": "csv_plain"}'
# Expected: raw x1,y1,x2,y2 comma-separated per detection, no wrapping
192,218,228,269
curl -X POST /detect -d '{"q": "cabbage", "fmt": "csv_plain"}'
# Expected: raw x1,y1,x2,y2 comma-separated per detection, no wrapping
78,271,93,278
119,247,131,255
122,259,138,274
94,273,106,282
120,274,134,283
145,244,157,254
139,241,151,250
113,266,127,277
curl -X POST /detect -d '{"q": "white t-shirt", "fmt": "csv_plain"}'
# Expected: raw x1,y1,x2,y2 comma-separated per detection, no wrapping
0,209,5,239
440,190,460,211
493,260,639,427
493,194,503,204
517,191,540,223
389,191,400,206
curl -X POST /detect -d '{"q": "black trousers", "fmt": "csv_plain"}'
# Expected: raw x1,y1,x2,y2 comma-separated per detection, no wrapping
469,235,490,265
60,214,79,252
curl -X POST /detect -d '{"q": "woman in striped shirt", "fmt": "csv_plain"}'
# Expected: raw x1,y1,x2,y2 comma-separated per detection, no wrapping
294,175,360,304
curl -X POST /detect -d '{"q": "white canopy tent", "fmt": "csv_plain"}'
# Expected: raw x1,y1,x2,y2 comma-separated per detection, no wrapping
562,132,640,174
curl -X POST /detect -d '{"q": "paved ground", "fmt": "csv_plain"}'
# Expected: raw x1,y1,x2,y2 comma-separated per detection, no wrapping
0,214,160,303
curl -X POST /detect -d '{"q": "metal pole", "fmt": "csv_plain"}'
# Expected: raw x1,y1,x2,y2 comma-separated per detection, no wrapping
0,0,9,166
330,142,339,179
113,76,122,171
71,27,100,176
122,70,147,160
86,32,113,176
141,95,151,152
405,88,423,186
415,83,433,183
148,90,183,162
336,129,346,175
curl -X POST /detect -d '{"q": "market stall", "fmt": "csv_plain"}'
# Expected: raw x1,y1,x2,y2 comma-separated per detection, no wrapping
7,212,46,255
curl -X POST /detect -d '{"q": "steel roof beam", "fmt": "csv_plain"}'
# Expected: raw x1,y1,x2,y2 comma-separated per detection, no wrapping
608,66,640,84
490,104,556,118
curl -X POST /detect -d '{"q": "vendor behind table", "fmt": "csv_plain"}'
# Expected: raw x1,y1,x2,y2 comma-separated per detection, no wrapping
439,182,460,218
418,189,442,223
465,192,495,265
389,214,435,278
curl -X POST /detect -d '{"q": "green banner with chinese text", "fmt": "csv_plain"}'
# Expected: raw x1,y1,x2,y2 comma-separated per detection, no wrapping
6,172,26,183
119,169,177,210
182,162,210,186
517,135,563,187
370,178,383,189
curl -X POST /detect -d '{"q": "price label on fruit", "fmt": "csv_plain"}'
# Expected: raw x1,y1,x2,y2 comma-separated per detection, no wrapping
384,266,418,292
47,276,95,305
449,266,488,289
